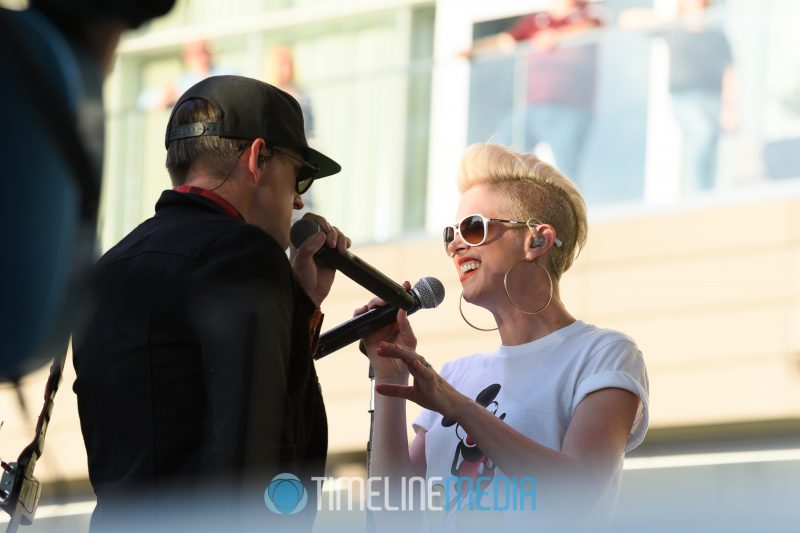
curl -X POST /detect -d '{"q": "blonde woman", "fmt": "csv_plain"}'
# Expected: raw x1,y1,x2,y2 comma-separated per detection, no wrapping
361,143,649,531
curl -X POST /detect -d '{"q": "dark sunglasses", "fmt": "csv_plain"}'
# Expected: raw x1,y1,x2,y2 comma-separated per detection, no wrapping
269,146,319,194
443,213,562,253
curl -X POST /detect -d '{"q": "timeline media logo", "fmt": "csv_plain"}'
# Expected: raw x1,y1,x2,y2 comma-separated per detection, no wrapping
264,473,308,514
264,474,536,513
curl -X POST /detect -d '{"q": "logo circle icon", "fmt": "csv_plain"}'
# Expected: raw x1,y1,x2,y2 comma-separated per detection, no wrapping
264,473,308,514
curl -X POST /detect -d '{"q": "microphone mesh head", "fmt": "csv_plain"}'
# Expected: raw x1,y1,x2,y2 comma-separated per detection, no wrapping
413,277,445,309
290,219,322,248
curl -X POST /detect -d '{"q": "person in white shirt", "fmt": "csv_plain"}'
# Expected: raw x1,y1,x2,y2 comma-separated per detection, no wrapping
360,142,649,532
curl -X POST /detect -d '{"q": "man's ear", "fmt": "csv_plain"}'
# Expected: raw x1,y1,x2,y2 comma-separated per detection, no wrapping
246,138,268,182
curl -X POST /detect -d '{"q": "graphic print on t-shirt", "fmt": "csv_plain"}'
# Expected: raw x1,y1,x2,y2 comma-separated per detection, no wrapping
441,383,506,495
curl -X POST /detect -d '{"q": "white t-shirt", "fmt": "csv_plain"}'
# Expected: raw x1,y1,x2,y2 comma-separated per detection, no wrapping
412,320,649,531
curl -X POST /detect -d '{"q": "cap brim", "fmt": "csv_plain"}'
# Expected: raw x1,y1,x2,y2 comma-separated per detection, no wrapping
305,147,341,179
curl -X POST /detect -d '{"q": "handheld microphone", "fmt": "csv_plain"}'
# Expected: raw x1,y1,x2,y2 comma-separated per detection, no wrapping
315,277,445,360
291,219,415,309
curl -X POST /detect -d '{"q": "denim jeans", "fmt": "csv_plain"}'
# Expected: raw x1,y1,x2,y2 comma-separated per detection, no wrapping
494,103,592,183
671,89,722,193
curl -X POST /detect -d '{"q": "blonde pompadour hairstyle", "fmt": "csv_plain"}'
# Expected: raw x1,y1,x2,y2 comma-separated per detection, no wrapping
458,143,588,280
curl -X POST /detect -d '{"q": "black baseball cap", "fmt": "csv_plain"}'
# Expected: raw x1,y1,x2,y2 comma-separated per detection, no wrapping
165,75,341,179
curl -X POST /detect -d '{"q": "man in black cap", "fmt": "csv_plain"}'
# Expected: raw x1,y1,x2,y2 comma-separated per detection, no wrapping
73,75,344,529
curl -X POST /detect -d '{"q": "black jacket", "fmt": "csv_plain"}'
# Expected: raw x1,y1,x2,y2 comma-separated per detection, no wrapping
73,190,327,522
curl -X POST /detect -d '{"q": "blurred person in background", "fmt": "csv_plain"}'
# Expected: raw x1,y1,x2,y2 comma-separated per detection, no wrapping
362,143,649,531
262,44,316,140
138,38,235,111
460,1,603,183
620,0,738,193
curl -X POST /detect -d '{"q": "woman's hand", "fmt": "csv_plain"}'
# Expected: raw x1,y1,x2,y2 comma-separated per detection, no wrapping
357,281,418,382
373,342,467,419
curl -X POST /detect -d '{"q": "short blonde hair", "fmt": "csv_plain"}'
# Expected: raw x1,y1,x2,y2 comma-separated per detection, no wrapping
458,143,588,279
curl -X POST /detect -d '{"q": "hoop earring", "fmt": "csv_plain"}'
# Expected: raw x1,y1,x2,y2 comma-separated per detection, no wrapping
459,292,498,332
503,259,554,315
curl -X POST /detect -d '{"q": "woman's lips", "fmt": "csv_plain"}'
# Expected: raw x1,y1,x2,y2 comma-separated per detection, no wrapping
458,259,480,281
